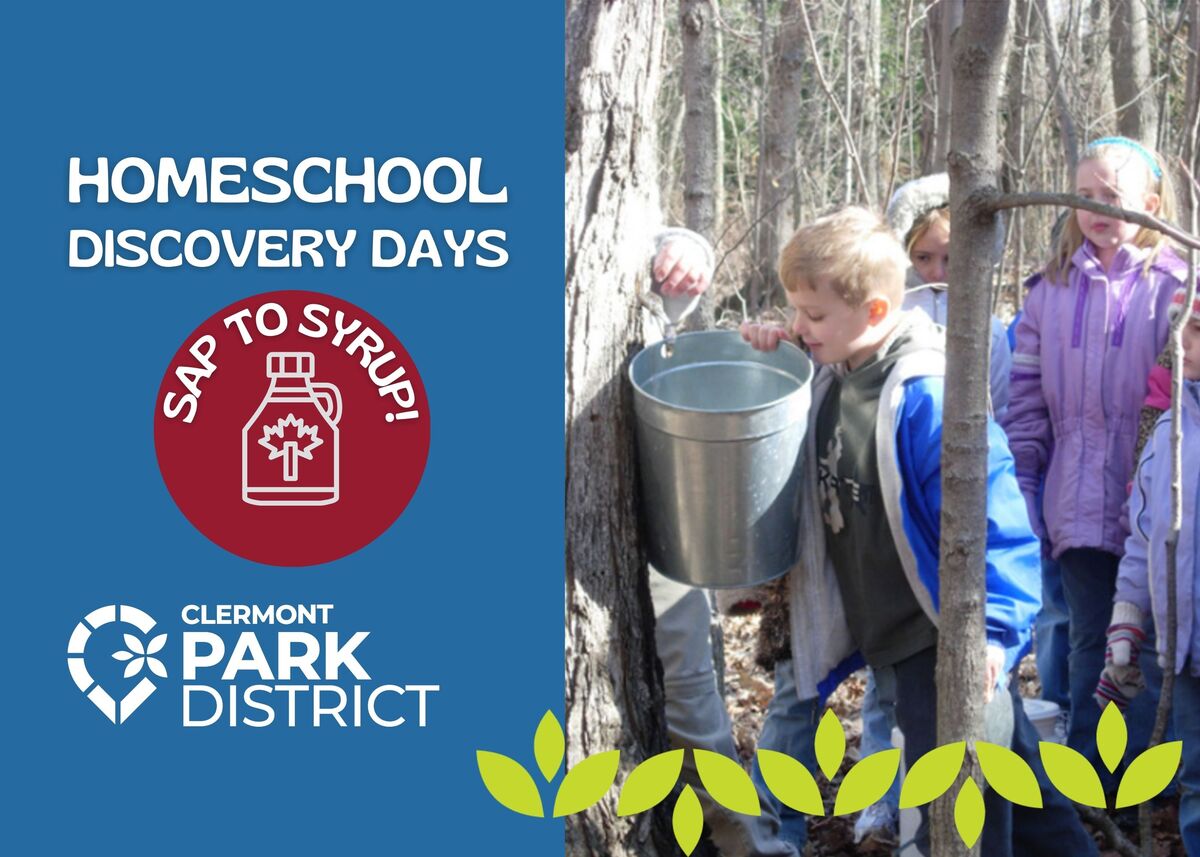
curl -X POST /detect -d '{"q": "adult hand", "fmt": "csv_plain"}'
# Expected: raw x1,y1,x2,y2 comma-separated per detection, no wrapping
653,238,712,296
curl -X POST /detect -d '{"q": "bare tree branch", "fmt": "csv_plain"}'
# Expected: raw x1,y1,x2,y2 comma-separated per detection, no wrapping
795,0,875,207
1076,806,1142,857
883,0,917,206
981,191,1200,251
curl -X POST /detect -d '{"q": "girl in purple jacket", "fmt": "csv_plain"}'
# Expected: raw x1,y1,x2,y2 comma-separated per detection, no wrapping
1003,136,1187,782
1101,288,1200,853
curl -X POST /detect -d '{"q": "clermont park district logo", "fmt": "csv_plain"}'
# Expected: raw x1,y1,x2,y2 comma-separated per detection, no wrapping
66,604,166,724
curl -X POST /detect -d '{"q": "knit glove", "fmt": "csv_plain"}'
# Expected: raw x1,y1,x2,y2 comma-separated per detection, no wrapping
1094,602,1147,711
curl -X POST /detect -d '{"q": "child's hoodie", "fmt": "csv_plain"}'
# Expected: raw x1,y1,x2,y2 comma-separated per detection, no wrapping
784,309,1041,700
1114,378,1200,676
1004,243,1185,558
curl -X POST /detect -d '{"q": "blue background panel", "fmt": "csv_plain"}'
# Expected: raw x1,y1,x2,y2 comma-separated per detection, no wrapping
1,4,564,854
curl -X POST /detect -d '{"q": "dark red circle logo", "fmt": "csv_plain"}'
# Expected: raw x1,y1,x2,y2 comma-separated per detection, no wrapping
154,290,430,566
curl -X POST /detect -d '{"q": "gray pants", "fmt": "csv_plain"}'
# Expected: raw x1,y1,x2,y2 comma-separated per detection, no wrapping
650,569,799,857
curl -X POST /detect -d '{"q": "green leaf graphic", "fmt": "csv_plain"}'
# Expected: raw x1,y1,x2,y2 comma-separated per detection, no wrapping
1096,702,1128,774
833,749,902,816
954,777,985,848
815,709,846,780
977,741,1043,808
617,749,685,816
1115,742,1183,809
476,751,544,817
534,710,565,781
1039,742,1107,808
899,741,965,808
673,786,704,856
694,749,762,816
553,750,620,817
756,749,825,816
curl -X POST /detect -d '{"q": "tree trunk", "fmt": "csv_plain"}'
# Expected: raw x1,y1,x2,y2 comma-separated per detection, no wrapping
934,0,964,171
1002,0,1031,296
1107,0,1159,144
681,0,724,329
1183,0,1200,227
565,2,674,854
1003,0,1030,193
937,2,1011,855
1086,0,1118,132
844,1,856,203
750,0,808,313
1035,0,1080,175
862,0,882,202
920,0,940,174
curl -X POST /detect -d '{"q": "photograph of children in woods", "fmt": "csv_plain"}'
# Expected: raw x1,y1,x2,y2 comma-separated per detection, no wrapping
564,2,1200,856
642,139,1195,857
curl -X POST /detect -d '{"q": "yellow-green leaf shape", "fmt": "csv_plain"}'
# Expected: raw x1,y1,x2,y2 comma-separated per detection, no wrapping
1096,702,1128,774
1039,742,1107,808
476,751,544,817
617,749,685,816
756,749,825,816
553,750,620,817
954,777,986,848
1114,741,1183,809
815,709,846,779
899,741,965,808
833,749,902,816
673,786,704,856
534,710,565,781
976,741,1042,808
694,749,761,816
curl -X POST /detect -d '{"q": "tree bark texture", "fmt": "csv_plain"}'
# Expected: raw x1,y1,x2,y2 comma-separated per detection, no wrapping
1183,0,1200,226
681,0,724,329
936,2,1011,855
1106,0,1159,144
1086,0,1118,132
1003,0,1031,192
751,0,807,314
565,2,674,854
1036,0,1080,174
920,0,942,175
862,0,883,202
1003,0,1031,300
934,0,964,171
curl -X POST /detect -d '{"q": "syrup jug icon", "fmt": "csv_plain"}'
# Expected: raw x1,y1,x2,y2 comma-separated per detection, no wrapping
242,352,342,506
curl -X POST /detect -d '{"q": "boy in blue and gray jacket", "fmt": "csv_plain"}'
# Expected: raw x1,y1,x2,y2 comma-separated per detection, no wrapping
734,207,1096,856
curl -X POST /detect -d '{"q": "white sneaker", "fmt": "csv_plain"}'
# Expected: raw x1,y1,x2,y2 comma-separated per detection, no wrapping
853,801,898,846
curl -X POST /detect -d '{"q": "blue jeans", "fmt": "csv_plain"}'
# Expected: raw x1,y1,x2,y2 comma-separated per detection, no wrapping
874,646,1097,856
1059,548,1163,791
752,660,820,852
1175,670,1200,855
650,570,800,857
1035,556,1071,710
859,670,900,813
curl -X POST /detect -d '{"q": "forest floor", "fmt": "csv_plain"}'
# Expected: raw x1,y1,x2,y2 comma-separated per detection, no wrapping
720,611,1185,857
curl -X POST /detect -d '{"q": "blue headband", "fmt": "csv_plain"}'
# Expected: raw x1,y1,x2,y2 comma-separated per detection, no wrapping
1085,136,1163,179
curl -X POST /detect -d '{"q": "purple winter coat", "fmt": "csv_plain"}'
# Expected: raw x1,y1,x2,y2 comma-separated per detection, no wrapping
1003,241,1186,559
1114,381,1200,676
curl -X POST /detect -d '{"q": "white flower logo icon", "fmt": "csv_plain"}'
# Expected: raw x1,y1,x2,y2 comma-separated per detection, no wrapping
112,633,167,679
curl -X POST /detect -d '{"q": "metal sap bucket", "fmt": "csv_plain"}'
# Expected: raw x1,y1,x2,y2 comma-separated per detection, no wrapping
629,330,813,588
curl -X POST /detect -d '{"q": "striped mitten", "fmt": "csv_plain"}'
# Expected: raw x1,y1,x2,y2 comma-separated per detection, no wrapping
1094,602,1147,711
